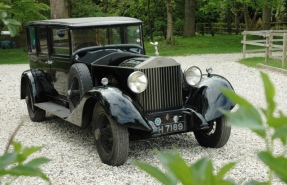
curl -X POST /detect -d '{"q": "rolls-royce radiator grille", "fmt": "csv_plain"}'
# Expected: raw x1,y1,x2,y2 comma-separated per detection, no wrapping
137,66,183,112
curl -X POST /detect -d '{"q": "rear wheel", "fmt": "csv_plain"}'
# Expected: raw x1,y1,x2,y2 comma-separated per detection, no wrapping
25,84,46,122
194,116,231,148
92,103,129,166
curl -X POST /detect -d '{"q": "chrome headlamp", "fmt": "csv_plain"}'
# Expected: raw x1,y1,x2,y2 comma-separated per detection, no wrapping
127,71,148,93
184,66,202,86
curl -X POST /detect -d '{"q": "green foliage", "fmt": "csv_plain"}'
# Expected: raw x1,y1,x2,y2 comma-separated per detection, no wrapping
71,0,104,18
1,0,49,33
136,72,287,184
0,3,20,37
0,141,50,182
134,151,236,185
223,71,287,184
0,120,50,183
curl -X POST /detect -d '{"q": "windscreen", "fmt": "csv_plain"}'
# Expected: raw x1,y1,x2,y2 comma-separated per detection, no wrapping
71,25,142,51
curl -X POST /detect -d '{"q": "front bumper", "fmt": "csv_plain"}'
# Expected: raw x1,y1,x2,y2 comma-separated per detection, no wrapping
146,108,209,136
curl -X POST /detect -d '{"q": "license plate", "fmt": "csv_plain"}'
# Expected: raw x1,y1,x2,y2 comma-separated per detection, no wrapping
157,122,185,134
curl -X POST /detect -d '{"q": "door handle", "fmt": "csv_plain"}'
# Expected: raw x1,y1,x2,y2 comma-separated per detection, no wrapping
46,60,53,65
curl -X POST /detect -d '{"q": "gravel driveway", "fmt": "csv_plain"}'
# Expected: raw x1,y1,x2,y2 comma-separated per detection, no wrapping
0,53,286,184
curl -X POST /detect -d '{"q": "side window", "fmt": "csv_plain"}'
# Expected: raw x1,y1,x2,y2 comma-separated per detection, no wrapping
52,28,70,55
28,27,36,52
38,27,48,53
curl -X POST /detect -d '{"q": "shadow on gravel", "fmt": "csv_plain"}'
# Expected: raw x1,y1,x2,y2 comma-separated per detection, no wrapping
33,115,199,160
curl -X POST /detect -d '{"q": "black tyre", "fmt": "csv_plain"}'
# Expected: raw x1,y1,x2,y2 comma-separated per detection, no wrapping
92,103,129,166
67,63,93,111
194,116,231,148
25,84,46,122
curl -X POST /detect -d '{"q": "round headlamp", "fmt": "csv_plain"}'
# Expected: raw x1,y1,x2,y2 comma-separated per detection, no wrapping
127,71,148,93
184,66,202,86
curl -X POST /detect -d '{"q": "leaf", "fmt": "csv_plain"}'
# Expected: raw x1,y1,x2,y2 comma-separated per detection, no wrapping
267,116,287,129
134,161,176,185
26,157,51,168
17,146,43,163
7,24,17,37
12,142,22,153
260,72,276,117
258,151,287,183
272,125,287,145
216,162,236,180
0,11,7,19
0,152,17,169
190,157,213,184
7,165,49,181
5,18,21,25
222,89,265,137
157,151,192,185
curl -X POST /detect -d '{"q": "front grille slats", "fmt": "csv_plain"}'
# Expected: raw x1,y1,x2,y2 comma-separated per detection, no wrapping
138,66,183,113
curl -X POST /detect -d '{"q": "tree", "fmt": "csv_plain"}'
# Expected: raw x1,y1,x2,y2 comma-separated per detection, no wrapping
182,0,196,37
50,0,70,19
262,0,272,30
166,0,174,44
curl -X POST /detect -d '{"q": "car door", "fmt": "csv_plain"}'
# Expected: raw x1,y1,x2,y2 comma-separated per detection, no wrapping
49,27,72,97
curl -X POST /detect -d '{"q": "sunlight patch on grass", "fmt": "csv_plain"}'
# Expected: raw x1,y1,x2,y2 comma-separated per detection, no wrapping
238,57,287,70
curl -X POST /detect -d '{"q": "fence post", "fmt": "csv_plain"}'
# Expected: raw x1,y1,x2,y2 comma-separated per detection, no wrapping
269,32,273,56
242,32,246,59
282,33,287,68
265,34,270,63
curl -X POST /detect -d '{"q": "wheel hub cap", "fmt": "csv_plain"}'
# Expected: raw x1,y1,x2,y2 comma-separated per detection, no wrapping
94,129,101,140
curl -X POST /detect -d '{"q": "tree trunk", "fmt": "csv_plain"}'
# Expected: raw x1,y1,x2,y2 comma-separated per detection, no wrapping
262,0,272,30
183,0,196,37
232,0,240,35
243,3,252,30
227,4,232,34
166,0,174,44
50,0,70,19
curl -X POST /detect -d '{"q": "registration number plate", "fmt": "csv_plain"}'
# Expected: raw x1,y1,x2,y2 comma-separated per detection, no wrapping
157,122,185,134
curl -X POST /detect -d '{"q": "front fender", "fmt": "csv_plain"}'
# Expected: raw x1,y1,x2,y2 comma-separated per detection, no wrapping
189,74,235,122
67,86,152,132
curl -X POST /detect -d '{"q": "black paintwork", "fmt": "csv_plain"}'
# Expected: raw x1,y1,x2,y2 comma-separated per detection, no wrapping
21,17,235,139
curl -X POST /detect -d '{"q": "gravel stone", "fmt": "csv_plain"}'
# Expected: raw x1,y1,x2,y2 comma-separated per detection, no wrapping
0,53,286,184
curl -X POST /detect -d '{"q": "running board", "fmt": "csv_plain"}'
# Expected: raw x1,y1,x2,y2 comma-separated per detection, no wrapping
34,102,71,119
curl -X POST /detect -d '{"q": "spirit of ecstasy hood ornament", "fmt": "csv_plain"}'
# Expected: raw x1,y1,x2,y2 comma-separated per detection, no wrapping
150,42,159,56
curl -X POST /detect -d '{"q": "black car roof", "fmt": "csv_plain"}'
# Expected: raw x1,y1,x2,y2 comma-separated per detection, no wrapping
26,17,142,27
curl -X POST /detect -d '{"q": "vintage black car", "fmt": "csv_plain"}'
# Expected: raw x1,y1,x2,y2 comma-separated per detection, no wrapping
21,17,235,166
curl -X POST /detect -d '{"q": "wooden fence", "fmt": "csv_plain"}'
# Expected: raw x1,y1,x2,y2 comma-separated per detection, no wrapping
196,22,287,35
241,30,287,68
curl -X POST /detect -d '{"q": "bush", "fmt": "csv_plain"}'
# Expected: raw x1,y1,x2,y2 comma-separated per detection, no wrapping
0,120,50,184
135,72,287,185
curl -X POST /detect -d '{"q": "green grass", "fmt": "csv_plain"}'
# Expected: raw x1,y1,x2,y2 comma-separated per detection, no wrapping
238,57,287,70
0,48,28,64
145,34,243,56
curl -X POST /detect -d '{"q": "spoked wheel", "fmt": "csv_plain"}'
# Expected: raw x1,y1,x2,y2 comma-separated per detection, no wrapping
194,115,231,148
25,84,45,122
67,63,93,111
92,103,129,166
69,76,81,108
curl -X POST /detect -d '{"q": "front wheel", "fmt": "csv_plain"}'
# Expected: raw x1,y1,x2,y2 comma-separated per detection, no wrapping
92,103,129,166
194,116,231,148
